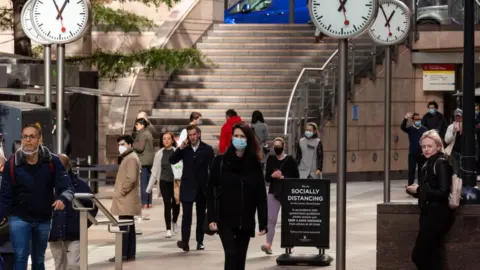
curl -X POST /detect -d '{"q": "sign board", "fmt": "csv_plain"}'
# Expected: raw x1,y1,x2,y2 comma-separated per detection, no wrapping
281,178,330,248
422,64,455,91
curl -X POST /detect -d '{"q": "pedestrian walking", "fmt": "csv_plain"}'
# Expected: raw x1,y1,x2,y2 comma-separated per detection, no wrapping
146,132,181,238
49,154,98,270
401,112,427,185
0,156,13,270
261,138,299,255
132,111,157,140
207,122,268,270
406,130,455,269
133,118,155,208
250,110,269,166
110,135,142,262
178,112,202,143
219,109,243,154
296,122,323,179
170,125,214,251
0,124,74,270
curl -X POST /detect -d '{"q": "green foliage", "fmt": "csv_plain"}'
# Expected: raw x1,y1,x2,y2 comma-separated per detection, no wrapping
0,6,12,31
66,48,209,80
31,45,44,58
92,4,156,32
116,0,180,8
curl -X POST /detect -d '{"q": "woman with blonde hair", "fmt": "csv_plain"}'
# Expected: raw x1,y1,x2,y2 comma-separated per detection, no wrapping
406,129,455,269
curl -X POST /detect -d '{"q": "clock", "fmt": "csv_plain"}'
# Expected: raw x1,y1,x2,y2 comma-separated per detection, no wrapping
309,0,378,39
21,0,49,45
31,0,90,44
368,0,411,45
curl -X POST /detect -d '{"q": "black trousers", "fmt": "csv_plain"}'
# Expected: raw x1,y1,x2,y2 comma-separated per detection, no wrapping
219,228,251,270
411,206,454,270
1,253,13,270
408,153,425,186
119,215,136,259
160,181,180,230
181,188,206,245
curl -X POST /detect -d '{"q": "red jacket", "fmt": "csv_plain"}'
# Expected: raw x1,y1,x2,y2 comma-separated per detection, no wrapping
219,116,242,153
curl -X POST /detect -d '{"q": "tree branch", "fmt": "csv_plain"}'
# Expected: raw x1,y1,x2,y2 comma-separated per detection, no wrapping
0,6,13,31
92,4,156,32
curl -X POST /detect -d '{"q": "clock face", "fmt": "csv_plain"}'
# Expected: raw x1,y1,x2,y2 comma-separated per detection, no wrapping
309,0,378,39
31,0,90,44
368,0,411,45
21,0,49,45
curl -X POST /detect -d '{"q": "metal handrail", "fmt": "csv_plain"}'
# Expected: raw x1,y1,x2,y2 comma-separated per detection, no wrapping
283,49,339,135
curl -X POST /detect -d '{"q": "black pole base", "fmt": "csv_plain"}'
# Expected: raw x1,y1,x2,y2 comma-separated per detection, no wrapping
462,186,480,204
276,253,333,266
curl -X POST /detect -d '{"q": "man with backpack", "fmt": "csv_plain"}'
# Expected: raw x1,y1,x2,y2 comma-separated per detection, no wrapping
0,124,74,270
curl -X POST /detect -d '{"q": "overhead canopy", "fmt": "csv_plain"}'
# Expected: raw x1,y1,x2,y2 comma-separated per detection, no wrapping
452,89,480,97
0,87,139,97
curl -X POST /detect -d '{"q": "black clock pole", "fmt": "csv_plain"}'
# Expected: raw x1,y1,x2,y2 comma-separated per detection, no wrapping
461,0,480,202
56,44,66,153
337,38,348,270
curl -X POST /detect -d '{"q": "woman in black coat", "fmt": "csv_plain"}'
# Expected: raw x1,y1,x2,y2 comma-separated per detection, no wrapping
207,122,268,270
406,130,455,270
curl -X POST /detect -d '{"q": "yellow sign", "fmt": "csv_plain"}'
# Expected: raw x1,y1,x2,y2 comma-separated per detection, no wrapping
423,70,455,91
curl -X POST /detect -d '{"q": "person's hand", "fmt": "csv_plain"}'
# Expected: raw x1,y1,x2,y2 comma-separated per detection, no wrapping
209,222,218,231
405,112,413,119
406,184,419,194
271,170,282,179
316,170,321,175
258,230,266,236
52,200,65,210
181,139,189,149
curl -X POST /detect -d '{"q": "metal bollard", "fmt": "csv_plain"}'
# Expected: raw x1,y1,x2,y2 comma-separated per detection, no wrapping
79,211,89,270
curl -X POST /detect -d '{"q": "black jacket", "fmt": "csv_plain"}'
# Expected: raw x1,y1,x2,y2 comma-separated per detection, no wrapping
207,147,268,237
412,153,452,208
421,112,448,139
169,141,214,202
49,173,98,242
265,155,299,195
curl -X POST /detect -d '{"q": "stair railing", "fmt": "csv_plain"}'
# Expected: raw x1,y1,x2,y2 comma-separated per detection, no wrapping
284,49,338,155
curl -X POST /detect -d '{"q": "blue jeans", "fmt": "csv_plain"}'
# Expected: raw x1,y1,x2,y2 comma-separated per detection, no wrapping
141,166,152,205
9,216,51,270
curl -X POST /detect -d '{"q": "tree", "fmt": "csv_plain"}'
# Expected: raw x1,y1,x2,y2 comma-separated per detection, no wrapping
0,0,206,79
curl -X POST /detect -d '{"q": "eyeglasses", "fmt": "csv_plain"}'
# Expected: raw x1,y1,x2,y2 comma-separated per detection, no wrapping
21,135,38,141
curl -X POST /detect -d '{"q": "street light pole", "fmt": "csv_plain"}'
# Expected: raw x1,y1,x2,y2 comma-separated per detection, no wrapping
461,0,480,202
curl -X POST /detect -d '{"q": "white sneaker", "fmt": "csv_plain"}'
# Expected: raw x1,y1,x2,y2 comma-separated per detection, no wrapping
172,222,179,234
166,230,172,238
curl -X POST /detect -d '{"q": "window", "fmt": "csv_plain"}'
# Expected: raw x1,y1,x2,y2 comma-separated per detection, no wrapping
228,0,272,14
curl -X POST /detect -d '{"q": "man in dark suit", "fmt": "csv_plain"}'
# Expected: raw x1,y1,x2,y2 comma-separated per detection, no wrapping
170,125,214,252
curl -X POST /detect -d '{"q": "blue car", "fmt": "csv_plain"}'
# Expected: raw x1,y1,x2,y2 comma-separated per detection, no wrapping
224,0,311,24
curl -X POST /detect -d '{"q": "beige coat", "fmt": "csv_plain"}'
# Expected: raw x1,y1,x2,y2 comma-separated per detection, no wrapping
111,149,142,216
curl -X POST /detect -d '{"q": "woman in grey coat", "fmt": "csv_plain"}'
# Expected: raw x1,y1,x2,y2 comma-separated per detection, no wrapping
251,110,269,164
296,122,323,179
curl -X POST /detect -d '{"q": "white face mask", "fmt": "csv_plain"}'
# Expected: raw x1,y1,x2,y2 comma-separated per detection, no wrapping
19,145,39,156
118,145,128,155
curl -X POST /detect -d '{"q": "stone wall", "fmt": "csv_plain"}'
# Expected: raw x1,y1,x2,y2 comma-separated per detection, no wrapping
321,47,444,174
377,203,480,270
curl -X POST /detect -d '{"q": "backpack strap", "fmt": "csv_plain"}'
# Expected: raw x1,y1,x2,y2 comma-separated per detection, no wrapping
9,156,15,185
433,157,446,175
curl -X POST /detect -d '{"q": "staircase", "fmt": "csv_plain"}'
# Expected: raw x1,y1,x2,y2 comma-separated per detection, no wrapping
148,24,379,151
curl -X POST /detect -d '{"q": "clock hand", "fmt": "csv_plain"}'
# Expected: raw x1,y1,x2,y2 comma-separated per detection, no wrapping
56,0,70,20
385,11,395,27
337,0,349,25
380,5,388,20
337,0,346,12
52,0,67,32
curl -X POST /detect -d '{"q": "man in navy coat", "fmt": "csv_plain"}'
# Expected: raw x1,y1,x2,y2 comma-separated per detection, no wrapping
170,125,214,252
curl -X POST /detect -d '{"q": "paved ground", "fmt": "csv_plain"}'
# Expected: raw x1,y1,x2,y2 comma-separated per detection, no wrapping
41,180,416,270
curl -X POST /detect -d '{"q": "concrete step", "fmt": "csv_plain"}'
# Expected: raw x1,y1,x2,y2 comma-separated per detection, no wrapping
149,116,289,127
154,101,289,110
160,88,329,96
213,24,316,31
202,60,369,69
166,81,295,89
202,36,375,44
156,95,324,103
152,124,287,134
206,55,371,63
207,29,319,37
152,109,286,118
171,74,298,82
195,43,339,50
176,68,303,76
198,49,341,57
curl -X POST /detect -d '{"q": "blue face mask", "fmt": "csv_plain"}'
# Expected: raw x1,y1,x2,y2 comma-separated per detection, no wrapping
414,121,421,127
305,131,313,138
429,109,435,114
232,137,247,150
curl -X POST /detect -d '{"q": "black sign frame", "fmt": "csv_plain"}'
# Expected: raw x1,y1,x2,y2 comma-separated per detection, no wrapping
280,178,330,249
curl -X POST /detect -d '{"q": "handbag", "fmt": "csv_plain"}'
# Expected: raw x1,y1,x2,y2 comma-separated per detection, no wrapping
204,158,223,236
